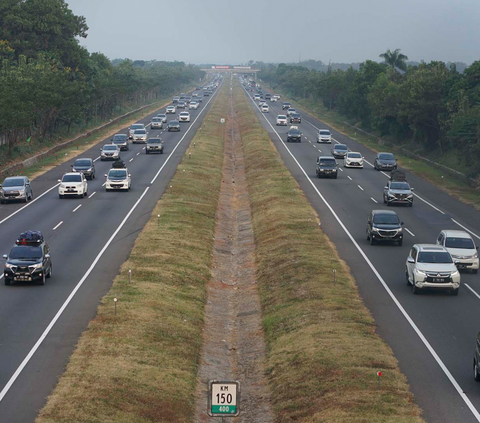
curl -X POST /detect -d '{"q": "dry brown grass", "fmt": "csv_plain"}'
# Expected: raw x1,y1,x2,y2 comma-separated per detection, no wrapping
36,85,228,423
235,84,425,423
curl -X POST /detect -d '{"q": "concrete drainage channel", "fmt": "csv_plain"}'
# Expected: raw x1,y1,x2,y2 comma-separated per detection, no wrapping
193,80,274,422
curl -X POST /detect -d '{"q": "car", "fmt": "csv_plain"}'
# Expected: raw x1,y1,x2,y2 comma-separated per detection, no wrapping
374,152,397,171
192,92,199,97
151,117,163,129
259,101,267,107
3,230,52,285
317,129,332,143
282,102,291,110
254,94,261,101
132,129,148,144
271,96,278,102
166,105,176,114
168,120,180,132
276,115,288,126
436,230,479,273
128,123,145,139
290,113,301,123
173,96,180,103
287,126,302,143
179,111,191,122
204,91,210,96
344,152,364,168
157,113,167,123
261,104,269,113
111,133,129,151
100,144,121,161
331,144,348,158
146,137,164,154
383,171,413,206
105,167,131,192
265,93,271,100
189,101,199,110
366,210,404,246
71,158,95,180
195,96,203,103
177,101,186,109
316,156,338,178
0,176,33,204
184,96,192,104
405,244,461,295
58,172,88,198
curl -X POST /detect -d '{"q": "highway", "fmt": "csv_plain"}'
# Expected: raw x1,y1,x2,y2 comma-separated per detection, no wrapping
241,80,480,423
0,83,221,423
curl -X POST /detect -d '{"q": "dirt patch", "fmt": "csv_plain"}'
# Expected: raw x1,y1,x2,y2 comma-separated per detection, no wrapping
193,83,274,422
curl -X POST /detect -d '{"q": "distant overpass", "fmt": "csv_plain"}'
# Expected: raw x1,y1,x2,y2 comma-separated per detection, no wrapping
201,67,260,74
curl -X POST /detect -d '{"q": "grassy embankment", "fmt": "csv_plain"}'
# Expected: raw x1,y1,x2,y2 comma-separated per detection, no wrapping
36,85,227,422
236,83,424,422
264,83,480,209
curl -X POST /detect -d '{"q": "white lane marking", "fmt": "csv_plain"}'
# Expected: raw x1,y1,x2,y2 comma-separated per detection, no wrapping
0,186,150,403
102,182,106,186
404,228,415,237
413,193,445,215
451,219,480,241
318,149,322,153
465,284,480,301
358,185,364,191
150,85,220,185
52,221,63,231
93,156,101,162
347,176,352,181
371,197,378,203
88,192,96,199
245,85,480,422
364,159,374,167
0,183,60,227
381,171,390,178
142,147,146,150
136,152,140,156
129,158,134,162
72,205,82,213
338,167,343,172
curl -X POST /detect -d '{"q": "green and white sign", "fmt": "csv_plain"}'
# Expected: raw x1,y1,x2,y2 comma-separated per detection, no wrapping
208,380,240,417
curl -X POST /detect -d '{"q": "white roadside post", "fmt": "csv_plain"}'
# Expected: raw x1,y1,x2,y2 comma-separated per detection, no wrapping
208,380,240,420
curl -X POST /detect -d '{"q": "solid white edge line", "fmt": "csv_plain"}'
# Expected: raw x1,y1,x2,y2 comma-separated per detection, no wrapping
52,221,63,231
452,218,480,241
72,205,82,213
0,186,150,403
0,183,60,227
465,284,480,301
404,227,415,237
413,192,446,215
88,192,96,199
243,84,480,421
93,156,101,162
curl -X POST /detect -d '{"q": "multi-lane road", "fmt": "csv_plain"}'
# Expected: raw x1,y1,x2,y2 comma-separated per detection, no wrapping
242,80,480,423
0,83,221,423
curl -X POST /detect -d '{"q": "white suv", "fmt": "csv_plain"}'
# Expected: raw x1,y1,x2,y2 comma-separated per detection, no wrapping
436,230,479,274
405,244,461,295
58,172,88,198
179,111,191,122
276,115,288,126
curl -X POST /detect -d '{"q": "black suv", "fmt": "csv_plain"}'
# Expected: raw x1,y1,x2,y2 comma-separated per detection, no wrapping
366,210,404,246
316,156,338,179
3,231,52,285
374,152,397,171
287,127,302,143
71,158,96,179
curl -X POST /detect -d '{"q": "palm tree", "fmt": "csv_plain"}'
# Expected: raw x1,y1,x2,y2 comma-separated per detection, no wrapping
379,49,409,72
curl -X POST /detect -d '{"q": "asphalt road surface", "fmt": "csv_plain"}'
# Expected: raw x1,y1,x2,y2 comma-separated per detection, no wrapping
0,82,221,423
242,80,480,423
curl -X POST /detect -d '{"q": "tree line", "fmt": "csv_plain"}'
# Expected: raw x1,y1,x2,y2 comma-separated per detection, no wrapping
0,0,203,155
259,50,480,176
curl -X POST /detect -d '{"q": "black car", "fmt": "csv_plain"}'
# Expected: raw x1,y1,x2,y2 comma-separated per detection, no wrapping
331,144,348,158
168,120,180,132
3,231,53,285
316,156,338,179
111,133,129,151
204,91,210,96
287,127,302,143
374,152,398,171
366,210,404,246
265,93,271,100
71,158,96,179
290,113,302,124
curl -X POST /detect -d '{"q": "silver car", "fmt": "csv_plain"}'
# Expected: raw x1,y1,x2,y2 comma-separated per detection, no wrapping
157,113,167,123
0,176,33,203
100,144,121,161
128,123,145,139
132,129,148,143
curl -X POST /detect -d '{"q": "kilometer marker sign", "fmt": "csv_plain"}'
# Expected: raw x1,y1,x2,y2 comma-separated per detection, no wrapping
208,380,240,417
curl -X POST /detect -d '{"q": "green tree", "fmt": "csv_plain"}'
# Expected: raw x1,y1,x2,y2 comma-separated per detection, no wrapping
379,49,408,72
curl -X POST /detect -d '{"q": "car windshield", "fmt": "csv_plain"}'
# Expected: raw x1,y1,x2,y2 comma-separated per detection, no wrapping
108,170,127,180
320,130,331,136
336,145,348,151
158,114,166,118
180,112,188,116
379,153,394,160
445,237,475,249
149,139,162,144
134,130,146,135
390,182,410,190
292,113,300,117
74,159,91,167
170,121,179,125
373,214,400,225
348,153,362,158
131,124,143,130
104,145,117,151
3,178,24,187
417,252,453,264
62,174,82,182
152,118,161,122
9,246,42,260
289,130,300,135
319,160,336,167
278,115,286,119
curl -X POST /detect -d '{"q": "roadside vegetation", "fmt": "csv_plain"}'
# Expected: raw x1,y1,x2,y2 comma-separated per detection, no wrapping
36,85,227,423
235,83,425,422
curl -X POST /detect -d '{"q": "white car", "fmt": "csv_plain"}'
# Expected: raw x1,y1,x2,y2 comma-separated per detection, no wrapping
436,230,479,273
189,101,199,110
317,129,332,143
406,244,461,295
276,115,288,126
132,129,148,143
166,105,176,114
128,123,145,139
58,172,88,198
157,113,167,123
105,168,131,192
254,94,260,101
151,117,163,129
261,104,269,113
271,96,278,102
344,152,364,168
179,111,191,122
287,108,297,117
100,144,121,161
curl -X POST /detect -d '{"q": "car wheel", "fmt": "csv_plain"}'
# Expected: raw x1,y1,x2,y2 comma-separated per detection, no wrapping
84,191,88,197
398,239,403,246
366,232,370,241
161,150,163,154
472,269,478,274
405,270,411,285
59,194,63,199
412,281,420,294
0,200,4,204
146,150,149,154
451,288,459,296
387,201,391,206
383,195,387,204
4,277,11,286
474,359,480,381
47,265,52,278
38,273,46,285
334,175,337,179
409,202,413,207
24,196,28,203
369,236,375,245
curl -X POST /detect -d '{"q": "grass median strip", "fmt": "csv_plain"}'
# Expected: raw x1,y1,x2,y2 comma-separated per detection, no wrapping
36,84,227,423
235,84,424,422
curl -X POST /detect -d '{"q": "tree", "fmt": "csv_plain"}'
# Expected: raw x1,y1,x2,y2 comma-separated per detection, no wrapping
379,49,409,72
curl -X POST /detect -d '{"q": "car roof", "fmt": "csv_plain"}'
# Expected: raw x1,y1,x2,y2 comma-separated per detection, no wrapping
335,144,347,148
74,157,92,162
318,156,336,160
442,229,473,238
347,151,361,155
104,143,119,147
415,244,448,251
378,152,394,156
4,176,27,181
63,172,83,176
371,209,398,216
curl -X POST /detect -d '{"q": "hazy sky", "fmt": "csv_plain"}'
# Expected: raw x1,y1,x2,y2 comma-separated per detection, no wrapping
67,0,480,65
